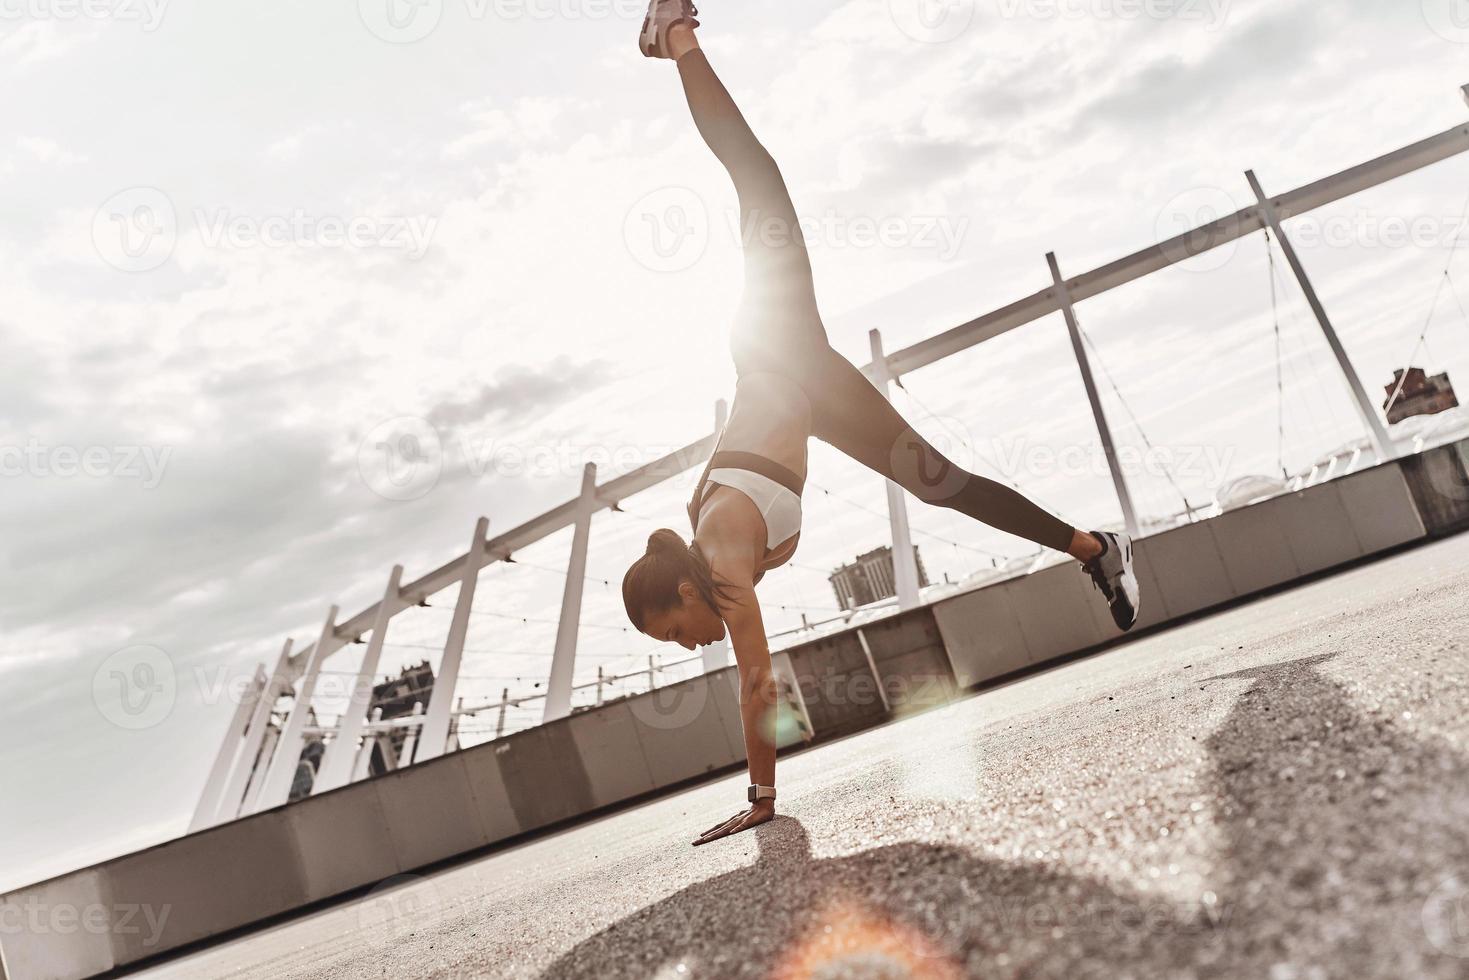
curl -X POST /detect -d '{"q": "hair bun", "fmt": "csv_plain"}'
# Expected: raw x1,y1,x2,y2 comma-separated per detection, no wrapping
646,528,687,557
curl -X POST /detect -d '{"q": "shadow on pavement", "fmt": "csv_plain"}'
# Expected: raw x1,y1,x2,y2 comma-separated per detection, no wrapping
540,653,1469,978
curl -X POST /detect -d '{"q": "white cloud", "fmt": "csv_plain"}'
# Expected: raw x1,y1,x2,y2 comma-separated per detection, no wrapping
4,0,1469,892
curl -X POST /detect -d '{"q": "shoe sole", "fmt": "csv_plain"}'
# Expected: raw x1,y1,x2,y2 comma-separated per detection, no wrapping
1117,534,1140,631
639,3,698,58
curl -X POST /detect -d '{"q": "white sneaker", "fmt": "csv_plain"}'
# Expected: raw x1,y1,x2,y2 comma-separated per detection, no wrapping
1083,530,1140,631
639,0,699,58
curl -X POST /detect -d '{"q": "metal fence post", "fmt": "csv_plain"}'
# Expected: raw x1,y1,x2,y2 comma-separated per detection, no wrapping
868,329,921,610
1246,169,1396,462
313,565,404,793
1047,251,1140,537
418,518,489,762
254,607,341,811
544,463,598,722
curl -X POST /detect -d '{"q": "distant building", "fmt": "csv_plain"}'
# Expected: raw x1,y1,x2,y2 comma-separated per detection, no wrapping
368,661,435,775
1384,367,1458,424
829,545,928,611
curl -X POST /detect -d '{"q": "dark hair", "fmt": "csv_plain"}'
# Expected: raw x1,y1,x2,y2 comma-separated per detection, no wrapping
622,529,739,631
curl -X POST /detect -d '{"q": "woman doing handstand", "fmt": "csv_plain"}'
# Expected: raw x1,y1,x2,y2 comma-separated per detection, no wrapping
621,2,1140,847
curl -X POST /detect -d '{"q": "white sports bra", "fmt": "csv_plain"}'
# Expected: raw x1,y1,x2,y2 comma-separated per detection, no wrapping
704,467,803,550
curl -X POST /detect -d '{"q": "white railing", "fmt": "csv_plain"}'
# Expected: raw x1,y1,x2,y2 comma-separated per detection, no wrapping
189,82,1469,833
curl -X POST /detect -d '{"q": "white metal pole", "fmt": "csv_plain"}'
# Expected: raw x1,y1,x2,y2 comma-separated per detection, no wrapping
868,329,922,610
417,517,489,762
212,640,293,825
352,709,383,781
313,565,405,794
543,463,598,723
187,664,265,833
239,725,278,815
399,702,424,765
1047,252,1141,538
855,629,892,713
1245,169,1397,462
254,607,341,812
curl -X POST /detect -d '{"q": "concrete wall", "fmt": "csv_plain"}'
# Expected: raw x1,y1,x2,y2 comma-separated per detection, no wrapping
1399,439,1469,534
936,459,1426,690
780,629,890,738
0,668,809,980
0,457,1439,980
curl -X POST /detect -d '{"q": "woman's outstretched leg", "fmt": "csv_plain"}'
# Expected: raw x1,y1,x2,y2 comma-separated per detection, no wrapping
665,25,826,352
810,350,1102,561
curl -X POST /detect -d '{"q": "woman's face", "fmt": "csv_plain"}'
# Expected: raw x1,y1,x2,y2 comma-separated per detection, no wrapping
640,582,727,650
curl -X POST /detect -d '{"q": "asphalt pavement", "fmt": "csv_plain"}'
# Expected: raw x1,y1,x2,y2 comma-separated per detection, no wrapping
134,532,1469,979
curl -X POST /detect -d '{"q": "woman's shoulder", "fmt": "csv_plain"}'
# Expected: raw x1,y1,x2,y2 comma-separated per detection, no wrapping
693,496,764,583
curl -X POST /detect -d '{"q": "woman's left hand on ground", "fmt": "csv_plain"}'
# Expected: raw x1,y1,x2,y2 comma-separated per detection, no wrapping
691,799,775,846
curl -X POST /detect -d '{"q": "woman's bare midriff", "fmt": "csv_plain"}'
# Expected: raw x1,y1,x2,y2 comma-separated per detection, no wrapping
718,372,811,478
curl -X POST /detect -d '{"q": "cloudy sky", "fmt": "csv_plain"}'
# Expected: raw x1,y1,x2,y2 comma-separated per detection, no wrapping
2,0,1467,892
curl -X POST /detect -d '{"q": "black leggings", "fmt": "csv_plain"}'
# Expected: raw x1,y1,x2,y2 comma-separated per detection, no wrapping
676,49,1076,554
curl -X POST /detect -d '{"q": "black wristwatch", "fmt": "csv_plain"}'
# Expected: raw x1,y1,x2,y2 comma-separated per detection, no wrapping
747,784,777,803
